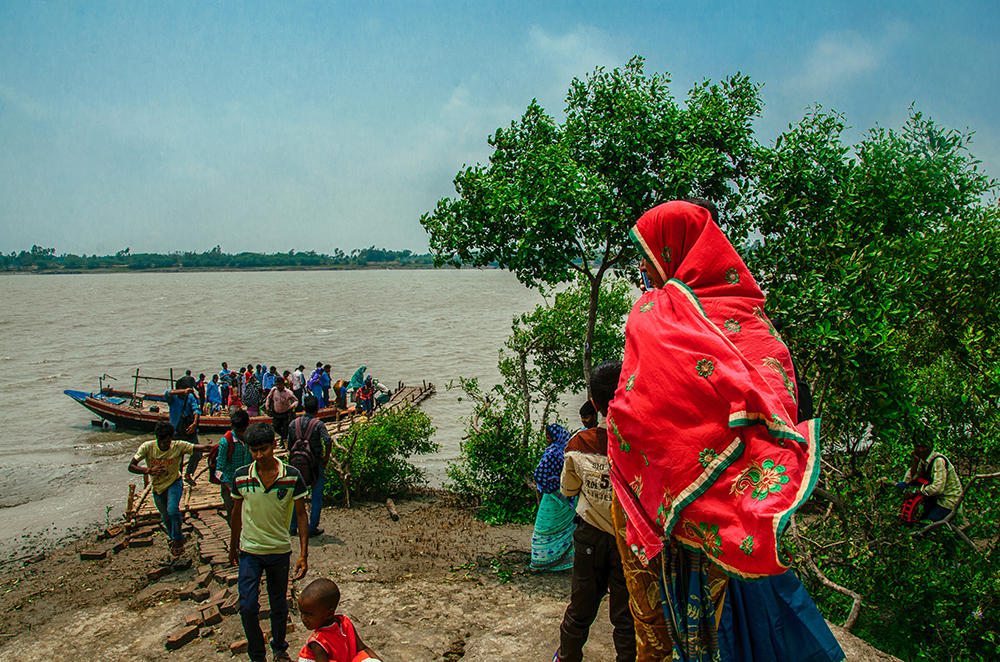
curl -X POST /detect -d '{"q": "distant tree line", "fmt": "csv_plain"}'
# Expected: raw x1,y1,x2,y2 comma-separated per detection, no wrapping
0,244,435,272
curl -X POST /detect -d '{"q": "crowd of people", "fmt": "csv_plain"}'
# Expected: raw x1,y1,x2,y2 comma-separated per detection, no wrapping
176,362,390,422
126,361,394,661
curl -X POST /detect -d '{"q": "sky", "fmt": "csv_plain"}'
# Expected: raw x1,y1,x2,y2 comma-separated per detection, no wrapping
2,1,997,256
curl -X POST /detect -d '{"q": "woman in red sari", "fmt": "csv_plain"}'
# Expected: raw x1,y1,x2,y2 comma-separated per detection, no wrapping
607,201,843,661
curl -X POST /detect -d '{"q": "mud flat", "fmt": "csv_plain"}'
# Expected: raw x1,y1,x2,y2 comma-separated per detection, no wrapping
0,490,899,661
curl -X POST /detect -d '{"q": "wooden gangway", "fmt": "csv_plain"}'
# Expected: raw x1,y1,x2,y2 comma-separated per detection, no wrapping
127,382,436,523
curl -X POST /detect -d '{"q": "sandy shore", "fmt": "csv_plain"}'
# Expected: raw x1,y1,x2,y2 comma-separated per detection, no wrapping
0,490,899,661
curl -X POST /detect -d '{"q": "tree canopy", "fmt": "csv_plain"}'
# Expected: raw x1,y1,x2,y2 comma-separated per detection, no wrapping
421,55,763,387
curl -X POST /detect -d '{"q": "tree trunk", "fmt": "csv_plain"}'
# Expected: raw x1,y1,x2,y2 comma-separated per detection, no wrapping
518,346,532,447
582,266,607,397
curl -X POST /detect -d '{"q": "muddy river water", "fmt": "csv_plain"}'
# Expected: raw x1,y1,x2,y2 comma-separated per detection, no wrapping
0,268,557,560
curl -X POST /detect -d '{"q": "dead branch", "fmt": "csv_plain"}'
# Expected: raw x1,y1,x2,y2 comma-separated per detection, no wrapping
811,487,850,533
791,516,862,631
327,431,361,508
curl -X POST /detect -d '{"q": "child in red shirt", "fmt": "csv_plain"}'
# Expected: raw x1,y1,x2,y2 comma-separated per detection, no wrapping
297,578,380,662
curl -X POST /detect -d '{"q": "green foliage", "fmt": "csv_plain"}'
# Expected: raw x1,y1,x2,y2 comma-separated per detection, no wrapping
500,275,632,443
422,55,761,386
750,105,1000,660
447,275,631,524
445,378,545,525
324,405,438,501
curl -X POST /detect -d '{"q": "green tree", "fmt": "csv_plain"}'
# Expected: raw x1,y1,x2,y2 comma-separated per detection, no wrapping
500,274,632,445
748,106,1000,660
422,56,761,391
325,405,438,504
448,276,633,520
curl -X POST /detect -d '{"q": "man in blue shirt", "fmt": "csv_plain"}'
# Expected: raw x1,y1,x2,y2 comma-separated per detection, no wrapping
165,386,202,486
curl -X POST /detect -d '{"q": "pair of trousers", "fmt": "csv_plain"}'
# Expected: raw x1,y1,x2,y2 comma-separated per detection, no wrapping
558,518,636,662
238,551,290,661
272,410,292,442
152,478,184,542
291,472,324,533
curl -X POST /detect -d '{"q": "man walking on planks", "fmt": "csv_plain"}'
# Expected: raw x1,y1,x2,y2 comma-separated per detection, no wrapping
229,423,310,662
129,421,213,558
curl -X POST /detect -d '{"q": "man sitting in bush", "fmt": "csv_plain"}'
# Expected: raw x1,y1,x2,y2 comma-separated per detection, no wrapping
898,436,964,523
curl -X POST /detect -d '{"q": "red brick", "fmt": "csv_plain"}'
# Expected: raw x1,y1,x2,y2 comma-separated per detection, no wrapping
201,605,222,626
184,611,204,627
230,640,248,654
220,595,239,615
165,625,199,650
146,566,172,581
80,549,107,561
128,538,153,548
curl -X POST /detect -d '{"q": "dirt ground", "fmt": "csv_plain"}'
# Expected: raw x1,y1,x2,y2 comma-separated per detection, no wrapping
0,490,899,661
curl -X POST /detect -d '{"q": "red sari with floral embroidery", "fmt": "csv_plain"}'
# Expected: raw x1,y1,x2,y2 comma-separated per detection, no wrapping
607,201,820,579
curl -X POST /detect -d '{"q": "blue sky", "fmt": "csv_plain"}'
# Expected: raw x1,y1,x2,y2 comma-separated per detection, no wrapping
2,1,997,255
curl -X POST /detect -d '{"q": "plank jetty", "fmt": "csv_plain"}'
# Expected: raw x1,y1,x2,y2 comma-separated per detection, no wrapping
126,381,437,523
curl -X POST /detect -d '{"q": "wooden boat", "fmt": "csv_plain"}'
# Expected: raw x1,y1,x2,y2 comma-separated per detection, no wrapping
64,386,352,434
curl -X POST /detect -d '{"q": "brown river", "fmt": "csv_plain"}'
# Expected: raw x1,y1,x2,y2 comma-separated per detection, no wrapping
0,268,559,561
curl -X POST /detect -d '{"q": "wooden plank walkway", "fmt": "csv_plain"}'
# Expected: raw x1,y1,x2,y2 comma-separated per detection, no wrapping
128,382,436,522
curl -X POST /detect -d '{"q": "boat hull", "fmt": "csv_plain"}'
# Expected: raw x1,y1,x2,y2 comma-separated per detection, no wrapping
63,389,350,434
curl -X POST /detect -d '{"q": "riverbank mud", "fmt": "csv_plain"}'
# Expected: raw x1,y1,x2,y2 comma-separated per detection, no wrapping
0,490,898,661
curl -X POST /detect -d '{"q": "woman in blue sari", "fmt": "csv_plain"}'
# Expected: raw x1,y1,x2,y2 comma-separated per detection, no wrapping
529,423,577,574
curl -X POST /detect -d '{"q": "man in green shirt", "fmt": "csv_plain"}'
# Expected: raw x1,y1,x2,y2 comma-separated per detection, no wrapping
228,423,310,662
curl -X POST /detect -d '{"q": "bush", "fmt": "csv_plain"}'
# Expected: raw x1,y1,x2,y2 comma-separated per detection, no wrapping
324,405,438,502
445,378,545,525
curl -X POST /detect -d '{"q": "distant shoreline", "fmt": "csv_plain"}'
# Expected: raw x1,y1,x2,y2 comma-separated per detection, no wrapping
0,263,476,276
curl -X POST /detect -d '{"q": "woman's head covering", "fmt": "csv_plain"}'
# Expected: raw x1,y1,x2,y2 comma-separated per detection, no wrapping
546,423,572,447
608,201,819,579
535,424,573,494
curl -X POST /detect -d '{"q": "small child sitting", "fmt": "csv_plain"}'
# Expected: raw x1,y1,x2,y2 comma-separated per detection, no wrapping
297,578,380,662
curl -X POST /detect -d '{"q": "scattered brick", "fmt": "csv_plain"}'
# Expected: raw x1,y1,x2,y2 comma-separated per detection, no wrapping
195,571,213,588
147,566,173,581
184,611,204,627
24,553,45,565
172,557,193,571
79,549,107,561
129,538,154,548
201,605,223,626
220,595,239,616
165,625,199,650
230,640,248,655
192,587,210,602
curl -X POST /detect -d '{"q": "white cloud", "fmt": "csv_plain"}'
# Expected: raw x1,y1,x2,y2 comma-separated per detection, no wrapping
782,22,911,97
527,24,625,101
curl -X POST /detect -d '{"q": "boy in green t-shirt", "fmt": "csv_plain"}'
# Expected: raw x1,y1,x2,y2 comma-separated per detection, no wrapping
129,421,212,557
229,423,310,662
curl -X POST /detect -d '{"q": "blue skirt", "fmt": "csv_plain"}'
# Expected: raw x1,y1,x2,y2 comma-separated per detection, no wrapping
660,547,844,662
530,492,576,572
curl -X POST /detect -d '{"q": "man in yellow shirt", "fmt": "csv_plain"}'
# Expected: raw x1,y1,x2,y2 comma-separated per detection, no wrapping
128,421,212,557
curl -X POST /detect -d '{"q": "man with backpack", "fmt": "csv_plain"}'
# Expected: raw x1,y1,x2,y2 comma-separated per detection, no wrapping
288,395,332,537
898,436,964,523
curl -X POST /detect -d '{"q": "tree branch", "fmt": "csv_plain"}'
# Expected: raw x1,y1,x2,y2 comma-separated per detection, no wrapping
791,516,862,631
